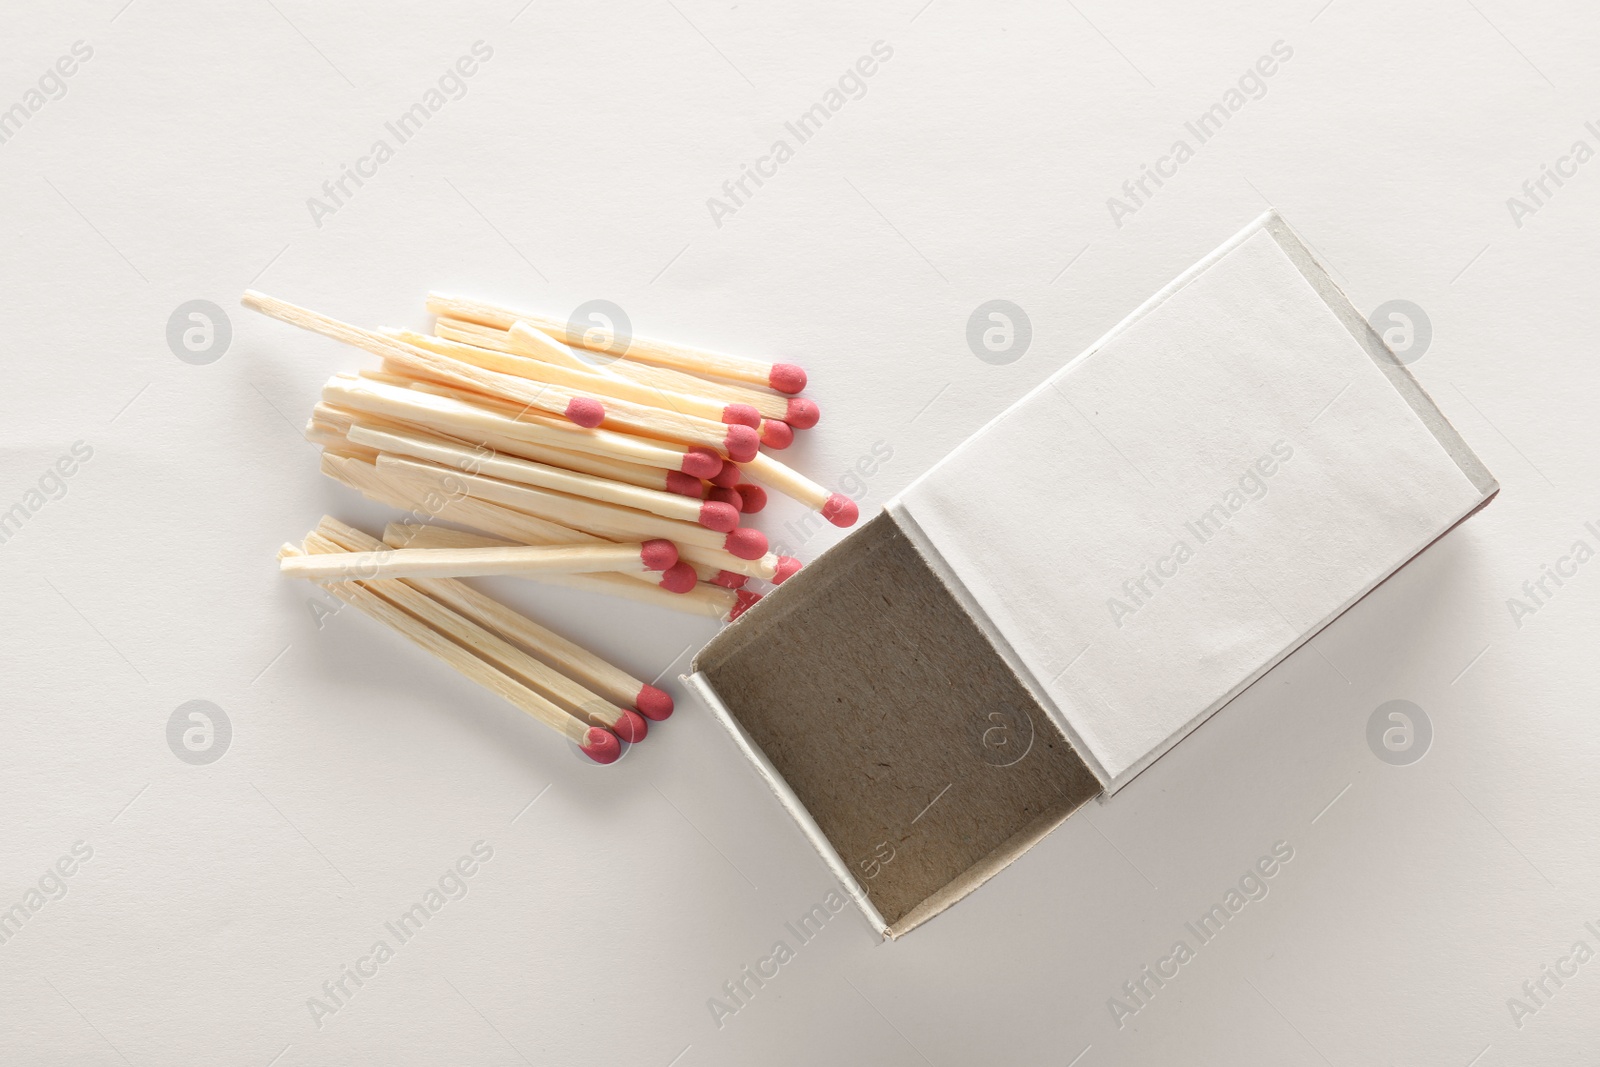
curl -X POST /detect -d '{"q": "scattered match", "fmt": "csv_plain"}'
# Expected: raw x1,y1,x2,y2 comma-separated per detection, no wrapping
251,288,848,760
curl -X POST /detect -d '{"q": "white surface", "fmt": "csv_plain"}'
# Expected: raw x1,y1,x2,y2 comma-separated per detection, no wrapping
895,220,1488,786
1,1,1597,1064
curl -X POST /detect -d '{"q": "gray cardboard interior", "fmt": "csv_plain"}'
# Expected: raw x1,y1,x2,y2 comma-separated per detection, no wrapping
692,512,1102,934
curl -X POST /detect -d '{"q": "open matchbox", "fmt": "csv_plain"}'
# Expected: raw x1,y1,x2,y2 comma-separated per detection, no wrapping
686,211,1498,939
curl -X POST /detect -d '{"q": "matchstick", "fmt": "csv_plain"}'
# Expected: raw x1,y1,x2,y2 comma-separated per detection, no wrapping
378,453,771,561
312,518,651,738
734,483,768,514
281,541,683,582
305,417,380,460
357,517,682,717
499,323,765,429
437,317,819,428
299,531,647,745
325,396,705,498
277,541,623,762
385,454,788,582
657,555,749,587
611,359,816,426
756,420,793,450
323,451,746,603
435,316,524,355
320,453,702,594
240,291,612,430
740,451,859,528
501,319,773,428
479,438,707,498
386,523,756,620
426,292,809,394
576,352,817,429
379,523,679,717
442,320,807,447
384,328,760,460
326,373,724,478
345,420,740,531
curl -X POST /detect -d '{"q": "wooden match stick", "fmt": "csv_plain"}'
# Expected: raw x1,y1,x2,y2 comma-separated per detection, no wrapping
368,522,670,719
321,396,705,499
344,420,739,531
409,324,759,429
396,368,771,473
380,328,760,461
612,362,816,428
383,453,789,582
500,323,763,429
324,373,724,478
380,518,746,589
386,523,754,620
740,451,860,528
497,323,800,446
321,452,742,608
400,563,681,718
400,461,783,583
437,316,539,357
734,483,768,514
239,290,615,431
377,453,770,562
318,452,699,594
310,404,428,456
439,317,820,430
277,541,623,762
305,417,379,460
281,541,681,582
317,403,761,598
425,292,809,394
322,451,580,544
312,518,653,736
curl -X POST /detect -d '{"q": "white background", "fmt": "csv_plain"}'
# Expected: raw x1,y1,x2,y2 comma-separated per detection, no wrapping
1,1,1595,1063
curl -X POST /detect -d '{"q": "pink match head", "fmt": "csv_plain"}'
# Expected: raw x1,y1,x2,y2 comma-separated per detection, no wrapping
722,403,761,429
723,425,759,463
564,396,605,428
664,470,704,498
711,570,748,589
734,483,767,514
612,709,649,744
784,398,820,429
821,493,859,528
579,727,622,764
758,420,793,450
658,562,698,593
634,684,674,721
773,556,802,584
698,500,740,532
707,486,741,511
710,460,741,488
639,538,678,571
722,527,769,560
681,448,722,479
768,363,807,394
729,589,763,621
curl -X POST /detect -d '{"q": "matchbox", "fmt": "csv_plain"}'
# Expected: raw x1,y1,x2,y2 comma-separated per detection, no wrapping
687,210,1498,938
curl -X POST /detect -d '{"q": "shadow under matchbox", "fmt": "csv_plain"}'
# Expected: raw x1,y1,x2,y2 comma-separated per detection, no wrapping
686,210,1499,939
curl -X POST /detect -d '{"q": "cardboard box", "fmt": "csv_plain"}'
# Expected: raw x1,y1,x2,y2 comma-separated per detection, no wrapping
686,211,1498,938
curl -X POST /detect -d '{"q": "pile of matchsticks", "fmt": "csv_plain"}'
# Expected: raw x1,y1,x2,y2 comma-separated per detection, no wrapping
279,517,669,763
252,290,854,761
